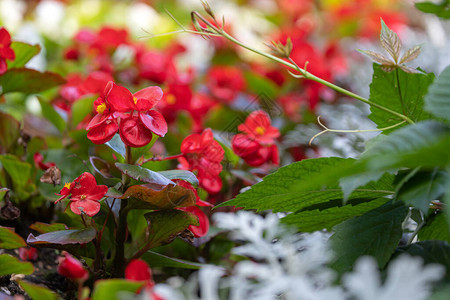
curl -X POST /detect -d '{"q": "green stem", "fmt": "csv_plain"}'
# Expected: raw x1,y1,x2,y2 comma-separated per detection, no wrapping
189,11,414,125
395,68,406,115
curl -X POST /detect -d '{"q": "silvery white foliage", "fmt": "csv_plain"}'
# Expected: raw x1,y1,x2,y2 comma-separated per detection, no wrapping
154,211,444,300
343,255,445,300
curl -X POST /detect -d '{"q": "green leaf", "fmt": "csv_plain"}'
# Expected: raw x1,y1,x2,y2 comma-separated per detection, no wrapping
0,154,32,191
105,134,126,159
395,240,450,280
0,226,27,249
415,1,450,19
116,163,173,186
0,111,21,153
219,157,392,213
396,168,448,213
340,171,391,203
425,65,450,123
281,197,389,232
91,279,143,300
27,228,96,247
157,170,198,186
380,18,402,63
29,222,69,234
0,68,65,94
244,71,279,99
71,95,95,128
0,254,34,276
419,213,450,243
18,280,60,300
368,64,435,131
143,209,199,248
330,201,408,274
142,251,203,269
7,42,41,69
38,97,66,133
122,184,196,210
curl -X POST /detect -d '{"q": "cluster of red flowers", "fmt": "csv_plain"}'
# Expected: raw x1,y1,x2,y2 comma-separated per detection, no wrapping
232,111,280,167
86,81,168,147
0,27,15,75
55,172,108,217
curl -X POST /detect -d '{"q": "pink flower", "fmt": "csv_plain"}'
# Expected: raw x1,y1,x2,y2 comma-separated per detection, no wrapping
58,252,89,282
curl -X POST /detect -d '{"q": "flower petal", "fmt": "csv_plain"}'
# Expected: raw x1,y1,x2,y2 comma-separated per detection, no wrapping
87,119,118,144
139,110,168,137
133,86,163,111
107,83,135,112
70,198,101,217
119,115,153,148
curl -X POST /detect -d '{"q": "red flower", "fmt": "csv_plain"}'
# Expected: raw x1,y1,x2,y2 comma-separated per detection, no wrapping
178,129,224,194
19,247,38,261
125,259,163,299
55,172,108,217
33,152,56,171
206,66,246,103
86,82,168,148
232,111,280,167
180,206,210,238
58,252,89,282
0,27,15,75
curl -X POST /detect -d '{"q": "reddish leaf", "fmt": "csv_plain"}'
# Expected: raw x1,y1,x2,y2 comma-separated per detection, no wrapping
0,112,20,153
29,222,69,234
27,227,96,248
0,67,65,94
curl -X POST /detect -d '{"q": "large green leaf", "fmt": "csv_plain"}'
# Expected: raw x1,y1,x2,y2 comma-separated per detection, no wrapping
396,168,448,213
91,279,143,300
281,197,389,232
0,254,34,276
27,227,96,248
157,170,198,186
143,209,199,249
419,213,450,243
0,226,27,249
220,157,393,213
330,201,408,274
0,68,65,94
38,97,66,133
368,64,435,131
7,42,41,69
71,95,95,128
415,1,450,19
0,154,32,195
18,280,60,300
424,65,450,123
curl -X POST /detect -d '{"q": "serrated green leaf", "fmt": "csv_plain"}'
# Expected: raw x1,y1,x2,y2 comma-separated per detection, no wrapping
18,280,60,300
0,226,27,249
219,157,393,213
396,168,448,213
339,171,391,202
380,19,402,63
281,197,389,232
369,64,435,131
358,49,393,65
71,95,95,128
399,45,422,64
0,254,34,276
38,97,66,133
143,209,199,249
419,213,450,243
7,42,41,69
424,65,450,123
0,68,65,94
142,251,203,269
330,201,408,274
91,279,143,300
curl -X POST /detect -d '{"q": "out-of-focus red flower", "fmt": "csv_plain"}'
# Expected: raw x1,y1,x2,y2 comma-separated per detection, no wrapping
232,111,279,167
174,180,213,207
125,259,163,300
206,66,246,103
33,152,56,171
55,172,107,217
179,206,210,238
135,48,176,84
278,92,307,122
86,82,168,148
158,80,193,124
58,252,89,282
0,27,15,75
19,247,38,261
178,129,224,194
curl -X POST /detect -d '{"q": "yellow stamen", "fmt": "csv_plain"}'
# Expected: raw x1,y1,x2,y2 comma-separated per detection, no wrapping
166,94,176,105
80,195,87,200
255,126,265,135
64,182,71,189
133,96,138,104
96,103,107,114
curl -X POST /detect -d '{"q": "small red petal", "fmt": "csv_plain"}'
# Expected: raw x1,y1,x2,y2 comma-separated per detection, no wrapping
133,86,163,111
139,110,168,137
70,198,101,217
87,119,118,144
107,83,135,112
119,115,153,148
58,252,89,282
125,259,153,282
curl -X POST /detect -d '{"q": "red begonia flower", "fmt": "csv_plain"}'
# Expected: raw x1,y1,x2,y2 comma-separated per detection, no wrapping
179,129,224,194
58,252,89,282
232,111,279,167
19,247,38,261
0,27,15,75
125,259,154,284
179,206,210,238
55,172,107,217
33,152,56,171
206,66,246,103
174,180,213,207
119,114,154,148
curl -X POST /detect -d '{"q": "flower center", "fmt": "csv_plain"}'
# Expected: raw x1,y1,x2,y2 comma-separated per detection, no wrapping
166,94,176,105
96,103,107,114
133,96,138,104
80,195,87,200
64,182,71,189
255,126,265,135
